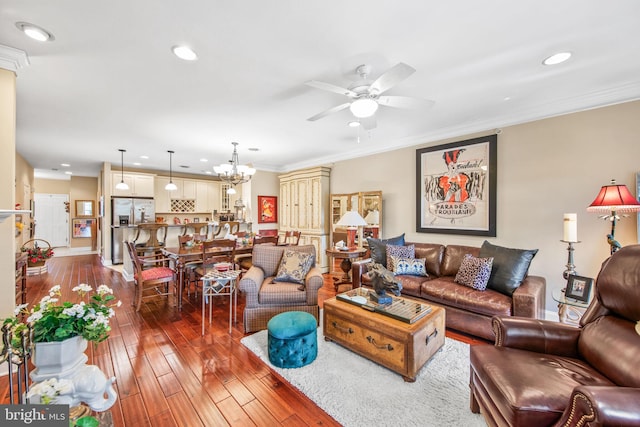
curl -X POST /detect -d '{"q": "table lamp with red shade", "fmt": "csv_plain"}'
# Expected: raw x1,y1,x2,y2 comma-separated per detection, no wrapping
587,179,640,255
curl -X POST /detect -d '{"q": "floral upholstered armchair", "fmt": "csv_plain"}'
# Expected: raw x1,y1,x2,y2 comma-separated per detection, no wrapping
238,244,323,333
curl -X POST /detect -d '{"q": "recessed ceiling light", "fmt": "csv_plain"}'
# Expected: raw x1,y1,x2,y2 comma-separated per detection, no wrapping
64,171,73,175
180,165,190,169
542,52,572,66
200,158,208,162
140,155,149,159
60,163,70,167
205,171,212,174
348,121,361,128
172,45,198,61
248,147,260,152
133,162,141,166
16,22,54,42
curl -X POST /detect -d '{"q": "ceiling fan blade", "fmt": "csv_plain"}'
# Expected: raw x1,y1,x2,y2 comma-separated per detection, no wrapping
305,80,357,97
360,116,377,131
307,102,351,121
377,95,435,110
368,62,416,95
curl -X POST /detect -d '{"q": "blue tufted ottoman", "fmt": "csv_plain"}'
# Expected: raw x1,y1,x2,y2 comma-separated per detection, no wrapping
267,311,317,368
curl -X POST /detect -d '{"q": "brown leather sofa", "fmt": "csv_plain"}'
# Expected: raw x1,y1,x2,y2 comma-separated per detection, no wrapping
470,244,640,426
352,242,546,340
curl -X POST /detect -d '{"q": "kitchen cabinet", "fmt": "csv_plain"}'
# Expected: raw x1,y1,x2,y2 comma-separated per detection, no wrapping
279,166,331,272
155,176,220,213
111,173,155,197
196,181,219,213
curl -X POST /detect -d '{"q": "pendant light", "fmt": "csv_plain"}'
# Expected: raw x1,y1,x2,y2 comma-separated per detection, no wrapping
165,150,177,191
115,149,129,190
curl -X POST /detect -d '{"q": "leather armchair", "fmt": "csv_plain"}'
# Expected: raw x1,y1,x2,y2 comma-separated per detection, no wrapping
238,244,323,333
470,244,640,427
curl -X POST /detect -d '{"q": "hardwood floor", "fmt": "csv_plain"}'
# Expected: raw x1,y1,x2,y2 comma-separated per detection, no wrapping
1,254,485,426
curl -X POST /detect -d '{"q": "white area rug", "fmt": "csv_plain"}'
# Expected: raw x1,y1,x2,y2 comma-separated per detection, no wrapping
241,319,486,427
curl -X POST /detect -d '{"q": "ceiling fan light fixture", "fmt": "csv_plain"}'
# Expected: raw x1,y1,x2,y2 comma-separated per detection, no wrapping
350,98,378,118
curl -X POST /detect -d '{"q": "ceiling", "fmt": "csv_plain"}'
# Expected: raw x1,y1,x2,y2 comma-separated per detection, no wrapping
2,1,640,180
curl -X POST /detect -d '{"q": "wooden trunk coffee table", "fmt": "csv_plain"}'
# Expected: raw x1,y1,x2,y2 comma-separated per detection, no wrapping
323,288,445,382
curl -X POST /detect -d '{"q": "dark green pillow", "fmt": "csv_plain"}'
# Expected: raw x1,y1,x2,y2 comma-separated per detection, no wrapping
366,234,405,268
479,240,538,296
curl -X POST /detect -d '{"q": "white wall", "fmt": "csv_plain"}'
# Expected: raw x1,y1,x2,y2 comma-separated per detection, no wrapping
330,100,640,314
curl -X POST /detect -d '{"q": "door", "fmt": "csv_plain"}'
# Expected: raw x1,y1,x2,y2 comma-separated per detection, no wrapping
34,193,69,247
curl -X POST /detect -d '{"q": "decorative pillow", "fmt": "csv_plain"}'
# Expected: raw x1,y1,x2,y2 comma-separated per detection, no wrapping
366,234,405,267
273,249,315,285
478,241,538,296
386,244,415,271
454,254,493,291
392,257,428,277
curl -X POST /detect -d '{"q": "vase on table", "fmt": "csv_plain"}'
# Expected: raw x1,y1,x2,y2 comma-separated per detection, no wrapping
30,335,88,382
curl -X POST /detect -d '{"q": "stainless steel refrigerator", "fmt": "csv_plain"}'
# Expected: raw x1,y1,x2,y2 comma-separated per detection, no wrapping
111,196,155,264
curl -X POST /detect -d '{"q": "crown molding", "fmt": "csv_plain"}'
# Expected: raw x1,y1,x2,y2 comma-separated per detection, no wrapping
0,44,30,73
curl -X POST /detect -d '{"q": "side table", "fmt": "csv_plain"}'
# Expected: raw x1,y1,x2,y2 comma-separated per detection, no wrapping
552,289,590,326
325,248,368,292
200,269,241,335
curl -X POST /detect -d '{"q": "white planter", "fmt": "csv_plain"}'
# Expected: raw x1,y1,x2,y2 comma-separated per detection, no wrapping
30,335,88,382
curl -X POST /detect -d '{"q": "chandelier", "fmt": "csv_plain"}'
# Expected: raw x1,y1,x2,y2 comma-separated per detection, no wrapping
213,142,256,186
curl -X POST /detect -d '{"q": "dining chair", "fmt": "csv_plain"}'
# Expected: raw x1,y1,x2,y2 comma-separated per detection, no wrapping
213,221,240,238
237,235,279,271
193,239,237,297
125,241,176,312
181,222,209,240
178,235,201,294
283,230,301,245
133,223,168,257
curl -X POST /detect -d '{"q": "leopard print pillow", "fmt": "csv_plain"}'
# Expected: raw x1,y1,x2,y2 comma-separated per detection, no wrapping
454,254,494,291
385,244,415,272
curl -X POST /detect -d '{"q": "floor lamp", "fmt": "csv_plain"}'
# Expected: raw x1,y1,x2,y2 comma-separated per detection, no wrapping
587,179,640,255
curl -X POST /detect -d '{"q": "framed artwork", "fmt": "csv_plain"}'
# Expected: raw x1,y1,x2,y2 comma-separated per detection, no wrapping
565,274,593,302
258,196,278,224
75,200,94,217
72,218,94,238
416,134,497,236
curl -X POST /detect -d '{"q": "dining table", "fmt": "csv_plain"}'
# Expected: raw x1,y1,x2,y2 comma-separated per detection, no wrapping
162,242,253,309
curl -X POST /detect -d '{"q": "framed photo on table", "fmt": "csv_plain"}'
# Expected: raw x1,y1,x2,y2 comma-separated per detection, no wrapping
416,134,497,236
565,274,593,303
258,196,278,224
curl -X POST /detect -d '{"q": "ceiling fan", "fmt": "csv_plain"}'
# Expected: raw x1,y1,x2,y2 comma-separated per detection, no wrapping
305,62,434,130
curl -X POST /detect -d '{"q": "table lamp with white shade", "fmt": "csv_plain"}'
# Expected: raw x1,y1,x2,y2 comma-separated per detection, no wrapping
336,210,368,249
364,209,380,239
